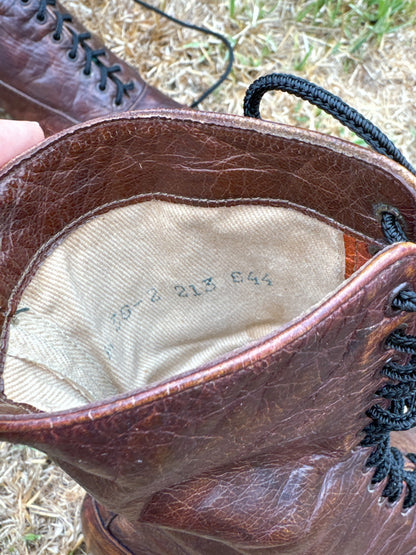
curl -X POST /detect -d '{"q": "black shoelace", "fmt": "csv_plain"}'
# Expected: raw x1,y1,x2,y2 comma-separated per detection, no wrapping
25,0,135,105
362,221,416,509
23,0,233,108
244,73,416,509
132,0,234,107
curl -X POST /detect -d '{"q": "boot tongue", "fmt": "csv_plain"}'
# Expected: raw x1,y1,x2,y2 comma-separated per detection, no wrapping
343,234,373,278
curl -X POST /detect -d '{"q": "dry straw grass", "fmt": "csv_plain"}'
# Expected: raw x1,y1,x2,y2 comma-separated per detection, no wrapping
2,0,416,553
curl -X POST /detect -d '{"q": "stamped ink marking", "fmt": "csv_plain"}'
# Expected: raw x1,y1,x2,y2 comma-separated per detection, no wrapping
105,269,273,356
148,288,161,303
109,288,162,332
174,277,218,299
231,271,272,286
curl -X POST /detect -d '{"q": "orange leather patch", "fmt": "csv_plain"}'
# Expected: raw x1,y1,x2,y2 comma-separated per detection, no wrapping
344,234,372,279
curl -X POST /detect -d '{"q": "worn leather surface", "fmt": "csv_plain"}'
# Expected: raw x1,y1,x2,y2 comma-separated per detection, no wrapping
0,0,181,135
1,112,416,552
82,496,130,555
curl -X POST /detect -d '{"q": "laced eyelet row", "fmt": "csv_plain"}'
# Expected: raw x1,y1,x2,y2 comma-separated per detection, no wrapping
243,76,416,510
20,0,134,106
20,0,236,108
360,211,416,509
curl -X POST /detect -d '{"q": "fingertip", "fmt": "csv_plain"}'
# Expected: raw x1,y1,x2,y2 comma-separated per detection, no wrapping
26,121,45,143
0,119,45,167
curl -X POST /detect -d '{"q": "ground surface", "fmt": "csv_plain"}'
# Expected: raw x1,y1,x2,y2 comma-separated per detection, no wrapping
2,0,416,553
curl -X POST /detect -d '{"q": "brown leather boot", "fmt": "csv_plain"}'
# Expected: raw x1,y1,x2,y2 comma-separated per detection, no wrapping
2,83,416,553
0,0,182,135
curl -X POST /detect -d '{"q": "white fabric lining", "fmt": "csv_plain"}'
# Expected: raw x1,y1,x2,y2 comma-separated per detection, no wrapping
4,200,345,411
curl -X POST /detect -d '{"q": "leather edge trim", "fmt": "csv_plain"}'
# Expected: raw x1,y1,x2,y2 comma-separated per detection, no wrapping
1,109,416,192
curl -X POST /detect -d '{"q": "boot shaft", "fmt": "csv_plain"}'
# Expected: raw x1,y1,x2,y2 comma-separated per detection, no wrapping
1,111,416,551
0,0,181,134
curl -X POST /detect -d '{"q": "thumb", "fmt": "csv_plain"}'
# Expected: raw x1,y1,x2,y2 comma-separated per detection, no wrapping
0,120,45,167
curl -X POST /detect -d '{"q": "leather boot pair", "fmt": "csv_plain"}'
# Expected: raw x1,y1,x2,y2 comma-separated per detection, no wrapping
2,76,416,553
0,0,181,135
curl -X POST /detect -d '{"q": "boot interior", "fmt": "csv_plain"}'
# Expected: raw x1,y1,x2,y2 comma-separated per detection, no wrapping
4,199,361,412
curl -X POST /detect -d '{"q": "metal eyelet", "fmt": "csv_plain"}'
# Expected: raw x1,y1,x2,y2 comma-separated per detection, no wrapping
374,204,406,228
384,324,408,350
361,465,373,476
385,283,413,317
385,498,400,509
367,481,378,493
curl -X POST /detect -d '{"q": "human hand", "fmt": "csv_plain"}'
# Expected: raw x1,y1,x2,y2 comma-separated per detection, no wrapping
0,120,45,167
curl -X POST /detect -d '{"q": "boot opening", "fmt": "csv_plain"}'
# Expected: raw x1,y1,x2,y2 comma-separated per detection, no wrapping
4,199,360,412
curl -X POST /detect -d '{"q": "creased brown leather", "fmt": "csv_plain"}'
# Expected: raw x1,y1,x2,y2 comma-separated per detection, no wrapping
0,0,182,135
1,112,416,553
